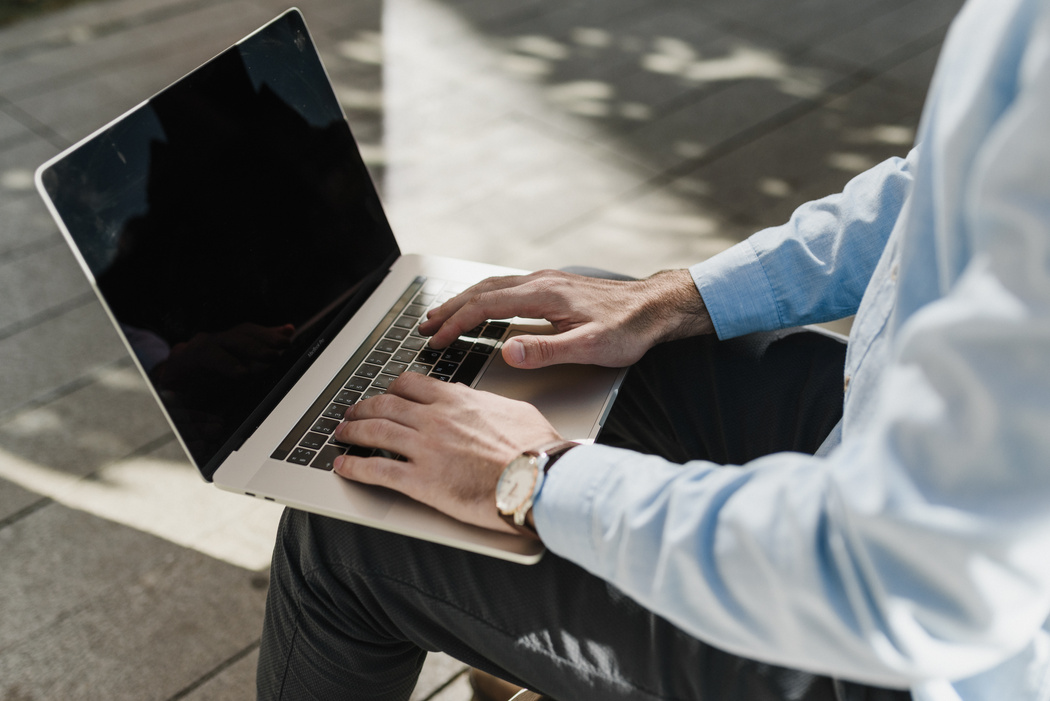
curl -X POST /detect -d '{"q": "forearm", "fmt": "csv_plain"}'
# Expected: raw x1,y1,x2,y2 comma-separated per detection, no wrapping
632,269,714,346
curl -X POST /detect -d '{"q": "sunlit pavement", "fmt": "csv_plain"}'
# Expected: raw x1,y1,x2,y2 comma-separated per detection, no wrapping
0,0,963,698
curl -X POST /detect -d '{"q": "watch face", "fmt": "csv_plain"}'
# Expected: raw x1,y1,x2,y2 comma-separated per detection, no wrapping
496,455,539,515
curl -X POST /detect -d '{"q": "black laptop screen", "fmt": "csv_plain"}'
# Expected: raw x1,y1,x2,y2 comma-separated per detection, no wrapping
39,11,400,477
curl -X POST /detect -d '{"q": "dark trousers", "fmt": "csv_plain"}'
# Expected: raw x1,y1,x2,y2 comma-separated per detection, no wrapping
257,329,912,701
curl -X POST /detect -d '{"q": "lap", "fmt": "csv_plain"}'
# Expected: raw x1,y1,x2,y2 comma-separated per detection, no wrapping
259,329,905,701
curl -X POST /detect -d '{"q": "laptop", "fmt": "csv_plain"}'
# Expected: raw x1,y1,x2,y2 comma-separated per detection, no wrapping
34,8,625,564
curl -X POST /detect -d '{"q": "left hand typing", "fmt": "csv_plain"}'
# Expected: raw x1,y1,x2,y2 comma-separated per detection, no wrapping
332,371,561,533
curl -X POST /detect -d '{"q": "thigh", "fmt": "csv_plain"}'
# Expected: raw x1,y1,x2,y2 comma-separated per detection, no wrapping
260,509,909,701
261,509,847,701
600,328,847,465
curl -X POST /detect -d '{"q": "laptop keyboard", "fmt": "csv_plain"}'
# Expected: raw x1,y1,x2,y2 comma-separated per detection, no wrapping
270,276,510,470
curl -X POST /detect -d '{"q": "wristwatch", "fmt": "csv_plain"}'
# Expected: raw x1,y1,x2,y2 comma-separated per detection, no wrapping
496,440,579,538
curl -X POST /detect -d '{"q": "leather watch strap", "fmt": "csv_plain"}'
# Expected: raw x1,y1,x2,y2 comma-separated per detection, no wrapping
499,440,579,538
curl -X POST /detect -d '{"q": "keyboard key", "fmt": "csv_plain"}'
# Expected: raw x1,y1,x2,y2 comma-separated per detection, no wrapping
451,352,488,385
356,363,382,379
372,374,396,389
311,418,340,435
375,339,400,354
383,361,409,376
365,351,392,366
385,327,409,341
345,444,375,458
363,387,386,400
392,315,416,329
391,349,417,364
450,339,474,352
481,325,507,340
417,349,442,364
345,376,371,392
431,373,452,382
413,292,436,306
407,363,431,374
404,304,427,318
288,447,316,465
471,339,496,355
322,403,348,420
441,348,466,362
299,432,328,450
335,389,361,405
400,337,426,351
311,445,347,471
432,361,459,376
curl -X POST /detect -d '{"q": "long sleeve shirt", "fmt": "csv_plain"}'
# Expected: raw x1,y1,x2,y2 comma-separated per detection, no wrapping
533,0,1050,699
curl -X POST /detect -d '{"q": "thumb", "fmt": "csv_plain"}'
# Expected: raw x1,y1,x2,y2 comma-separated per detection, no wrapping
502,334,576,369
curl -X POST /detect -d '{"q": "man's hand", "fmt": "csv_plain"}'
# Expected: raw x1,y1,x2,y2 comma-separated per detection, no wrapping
418,269,712,369
332,371,562,534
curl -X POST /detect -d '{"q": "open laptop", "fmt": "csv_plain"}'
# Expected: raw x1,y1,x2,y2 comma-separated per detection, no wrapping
34,8,625,564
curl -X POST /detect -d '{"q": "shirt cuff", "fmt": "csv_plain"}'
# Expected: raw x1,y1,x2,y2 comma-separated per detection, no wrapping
690,239,782,339
533,443,645,568
532,443,606,560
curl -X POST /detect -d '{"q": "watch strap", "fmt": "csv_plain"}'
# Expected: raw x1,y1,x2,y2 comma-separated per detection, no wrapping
498,440,579,538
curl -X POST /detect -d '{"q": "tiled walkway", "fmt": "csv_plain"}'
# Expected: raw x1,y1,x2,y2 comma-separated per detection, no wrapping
0,0,962,698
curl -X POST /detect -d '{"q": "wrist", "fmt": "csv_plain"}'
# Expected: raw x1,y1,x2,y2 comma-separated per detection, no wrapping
496,440,580,539
639,269,713,345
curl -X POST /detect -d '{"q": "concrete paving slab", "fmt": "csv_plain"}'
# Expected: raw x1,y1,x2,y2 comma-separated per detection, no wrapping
411,652,470,701
678,77,923,231
0,0,221,55
0,0,261,99
0,503,268,700
621,78,812,174
0,194,61,257
0,478,43,527
0,138,66,195
0,240,91,333
806,0,964,71
877,42,945,103
0,108,28,144
700,0,911,51
0,299,127,417
517,185,753,278
0,362,169,482
180,646,259,701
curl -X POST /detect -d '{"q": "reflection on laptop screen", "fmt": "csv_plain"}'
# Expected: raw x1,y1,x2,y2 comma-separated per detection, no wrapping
38,11,400,475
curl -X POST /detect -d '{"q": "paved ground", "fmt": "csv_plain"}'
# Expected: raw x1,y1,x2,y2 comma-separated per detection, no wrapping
0,0,964,698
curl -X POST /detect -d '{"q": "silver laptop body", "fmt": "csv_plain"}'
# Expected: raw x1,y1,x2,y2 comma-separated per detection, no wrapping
35,8,624,564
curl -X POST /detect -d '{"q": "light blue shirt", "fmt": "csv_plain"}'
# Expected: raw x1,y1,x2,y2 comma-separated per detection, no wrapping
534,0,1050,699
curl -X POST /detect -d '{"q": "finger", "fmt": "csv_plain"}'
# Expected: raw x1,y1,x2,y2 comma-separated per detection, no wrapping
500,326,600,369
382,370,456,404
338,391,422,429
419,274,533,334
422,276,565,349
332,452,411,492
333,415,418,455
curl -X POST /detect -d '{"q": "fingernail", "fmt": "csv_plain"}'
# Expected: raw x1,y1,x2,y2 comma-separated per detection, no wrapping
333,456,345,472
505,338,525,365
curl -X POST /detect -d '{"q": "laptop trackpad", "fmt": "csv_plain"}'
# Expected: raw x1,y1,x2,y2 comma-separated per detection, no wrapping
474,331,621,439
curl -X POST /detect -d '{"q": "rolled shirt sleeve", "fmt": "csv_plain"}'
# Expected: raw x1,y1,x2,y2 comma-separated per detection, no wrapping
692,151,915,340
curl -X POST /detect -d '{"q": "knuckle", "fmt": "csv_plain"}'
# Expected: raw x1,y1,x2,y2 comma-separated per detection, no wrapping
532,336,557,363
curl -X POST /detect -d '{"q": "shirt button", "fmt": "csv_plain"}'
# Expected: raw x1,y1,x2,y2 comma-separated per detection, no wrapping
843,375,851,393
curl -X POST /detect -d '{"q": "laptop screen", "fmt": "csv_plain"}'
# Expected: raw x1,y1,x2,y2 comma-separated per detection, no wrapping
37,10,400,477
